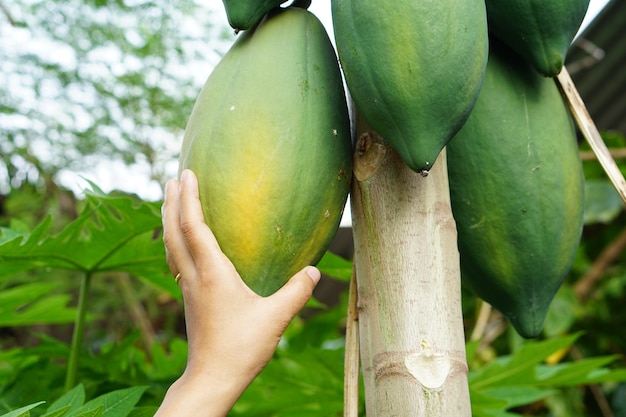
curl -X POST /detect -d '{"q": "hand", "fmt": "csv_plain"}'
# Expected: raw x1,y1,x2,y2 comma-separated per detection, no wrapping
155,169,321,416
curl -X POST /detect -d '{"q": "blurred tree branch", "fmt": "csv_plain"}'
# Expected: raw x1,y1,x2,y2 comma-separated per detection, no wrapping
575,227,626,301
0,0,16,25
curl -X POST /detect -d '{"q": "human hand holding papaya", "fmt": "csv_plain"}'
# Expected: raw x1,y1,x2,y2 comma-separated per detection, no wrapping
155,169,321,417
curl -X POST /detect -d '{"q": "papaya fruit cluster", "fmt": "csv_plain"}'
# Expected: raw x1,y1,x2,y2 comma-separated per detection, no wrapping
329,0,589,337
182,1,591,337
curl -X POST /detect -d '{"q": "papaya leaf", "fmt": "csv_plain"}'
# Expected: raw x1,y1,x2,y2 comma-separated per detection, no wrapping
0,263,33,279
470,390,509,411
0,191,175,297
535,356,626,386
148,338,187,380
472,409,525,417
0,191,162,273
469,332,626,416
0,402,45,417
71,407,103,417
44,384,85,416
480,386,557,409
126,408,158,417
233,347,347,417
469,333,581,389
0,223,32,279
0,282,77,326
66,386,147,417
41,406,72,417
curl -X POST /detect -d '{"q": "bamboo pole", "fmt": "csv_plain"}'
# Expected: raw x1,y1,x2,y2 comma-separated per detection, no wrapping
343,266,360,417
350,116,470,416
556,68,626,205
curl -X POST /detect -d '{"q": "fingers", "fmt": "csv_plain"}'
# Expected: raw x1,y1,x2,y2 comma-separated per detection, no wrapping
179,170,223,261
268,266,321,322
162,178,194,277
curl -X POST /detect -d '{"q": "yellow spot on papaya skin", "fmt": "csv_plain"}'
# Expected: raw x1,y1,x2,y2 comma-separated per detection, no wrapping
217,118,282,262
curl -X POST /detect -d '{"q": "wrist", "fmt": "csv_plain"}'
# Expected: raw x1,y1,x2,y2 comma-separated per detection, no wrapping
155,368,250,417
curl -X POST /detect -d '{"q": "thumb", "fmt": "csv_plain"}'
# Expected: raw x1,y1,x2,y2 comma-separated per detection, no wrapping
268,266,321,320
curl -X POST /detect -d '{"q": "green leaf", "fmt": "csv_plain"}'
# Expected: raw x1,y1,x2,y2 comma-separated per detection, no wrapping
469,333,581,389
584,180,623,224
468,332,626,415
316,252,352,282
536,356,626,386
233,347,347,417
41,406,72,417
0,191,176,297
0,282,77,326
44,384,85,416
148,338,187,380
470,390,509,411
66,386,147,417
0,192,163,274
126,407,158,417
73,406,103,417
481,386,555,409
473,409,524,417
466,339,480,363
0,402,45,417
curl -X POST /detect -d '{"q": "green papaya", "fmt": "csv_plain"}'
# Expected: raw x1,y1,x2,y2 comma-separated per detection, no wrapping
221,0,286,31
485,0,590,76
331,0,488,174
447,40,585,338
179,8,352,296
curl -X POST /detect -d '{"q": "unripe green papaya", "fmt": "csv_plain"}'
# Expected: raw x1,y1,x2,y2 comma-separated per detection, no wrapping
179,8,352,296
331,0,488,174
447,40,585,338
485,0,590,76
221,0,286,31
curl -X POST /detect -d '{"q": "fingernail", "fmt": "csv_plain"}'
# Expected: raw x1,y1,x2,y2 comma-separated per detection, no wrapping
180,169,190,184
306,266,321,285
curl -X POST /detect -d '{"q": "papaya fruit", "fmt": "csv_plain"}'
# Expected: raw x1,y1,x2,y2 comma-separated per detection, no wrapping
331,0,488,174
221,0,286,31
447,40,585,338
485,0,590,76
179,8,352,296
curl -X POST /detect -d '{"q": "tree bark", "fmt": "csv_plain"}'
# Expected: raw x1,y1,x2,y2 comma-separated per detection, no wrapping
350,116,470,416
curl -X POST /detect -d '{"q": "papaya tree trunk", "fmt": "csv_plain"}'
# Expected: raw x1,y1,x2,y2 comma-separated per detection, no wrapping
350,116,471,416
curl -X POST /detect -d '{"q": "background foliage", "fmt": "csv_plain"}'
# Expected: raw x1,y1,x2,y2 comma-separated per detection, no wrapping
2,1,626,416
